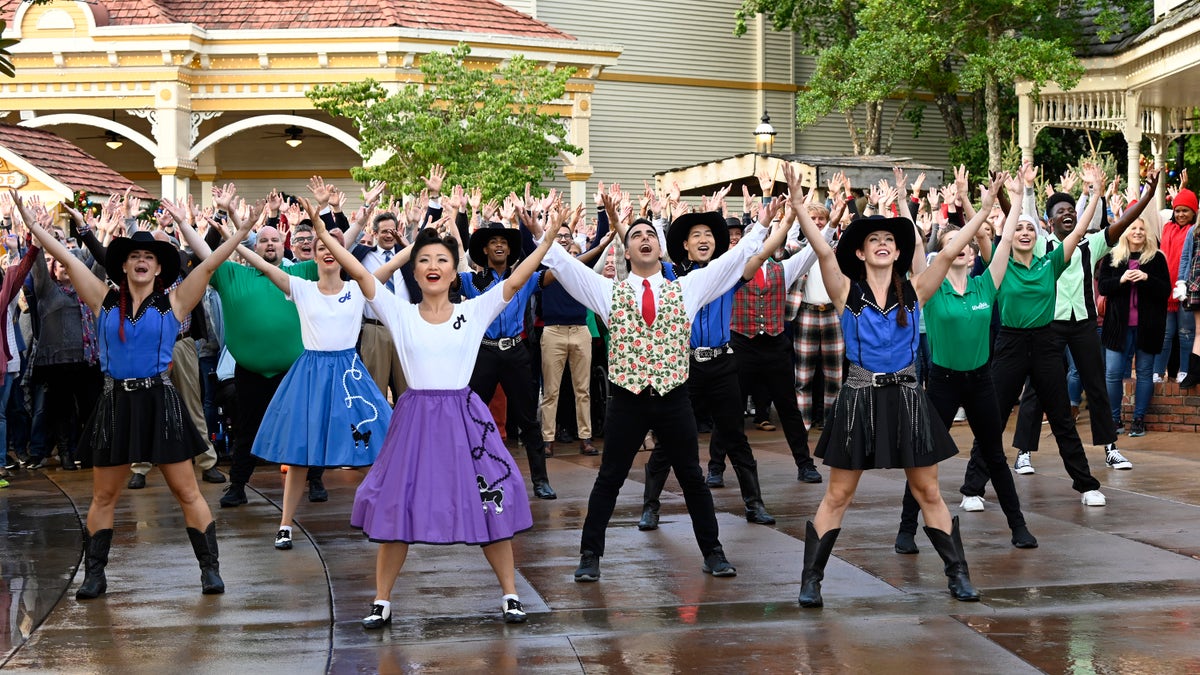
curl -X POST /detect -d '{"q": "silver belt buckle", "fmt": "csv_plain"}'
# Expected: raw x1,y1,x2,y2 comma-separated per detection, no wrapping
498,337,515,350
693,347,714,361
871,372,888,387
122,379,142,392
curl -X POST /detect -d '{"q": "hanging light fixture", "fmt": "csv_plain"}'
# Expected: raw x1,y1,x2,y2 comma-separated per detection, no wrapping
284,125,304,148
104,130,124,150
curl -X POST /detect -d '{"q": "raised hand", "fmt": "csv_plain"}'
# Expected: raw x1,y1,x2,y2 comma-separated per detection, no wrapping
212,183,238,212
1059,168,1078,194
910,172,926,199
422,164,446,195
757,169,774,196
892,167,909,196
328,186,347,213
363,181,388,208
1020,160,1038,185
468,186,482,212
266,189,284,216
953,165,969,203
307,175,331,207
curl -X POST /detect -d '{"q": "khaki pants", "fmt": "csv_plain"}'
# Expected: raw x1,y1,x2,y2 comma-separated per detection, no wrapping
132,337,217,475
359,321,406,402
540,324,591,442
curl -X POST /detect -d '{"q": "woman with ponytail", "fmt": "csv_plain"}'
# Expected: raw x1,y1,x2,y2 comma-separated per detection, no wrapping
9,188,252,599
782,163,994,608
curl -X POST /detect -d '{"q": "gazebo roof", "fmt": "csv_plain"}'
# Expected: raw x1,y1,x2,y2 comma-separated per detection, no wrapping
654,153,945,196
0,125,151,199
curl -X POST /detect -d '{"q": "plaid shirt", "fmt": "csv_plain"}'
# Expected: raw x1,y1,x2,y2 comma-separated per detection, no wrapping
731,260,786,337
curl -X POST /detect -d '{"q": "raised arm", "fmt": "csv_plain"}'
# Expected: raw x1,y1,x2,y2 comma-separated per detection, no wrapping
9,190,109,315
741,198,786,280
988,176,1024,288
172,209,255,320
914,175,1003,304
1062,167,1105,263
165,193,212,259
301,196,377,301
783,163,848,307
503,205,558,302
1102,169,1160,246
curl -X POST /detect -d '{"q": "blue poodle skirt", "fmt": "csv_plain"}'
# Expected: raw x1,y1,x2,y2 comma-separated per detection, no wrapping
351,387,533,545
252,348,391,468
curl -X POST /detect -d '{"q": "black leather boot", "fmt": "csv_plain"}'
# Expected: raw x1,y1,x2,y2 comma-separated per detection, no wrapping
894,528,919,554
187,522,225,594
75,528,113,600
732,464,776,525
639,465,669,531
923,516,980,601
1180,353,1200,389
798,521,840,608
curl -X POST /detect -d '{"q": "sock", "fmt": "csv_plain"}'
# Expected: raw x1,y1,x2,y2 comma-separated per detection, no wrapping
278,525,292,534
372,599,390,611
502,593,519,602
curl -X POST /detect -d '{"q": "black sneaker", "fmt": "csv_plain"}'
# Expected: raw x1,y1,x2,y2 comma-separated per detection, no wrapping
702,546,737,577
127,473,147,490
797,465,823,483
1129,418,1146,437
1114,419,1126,435
274,528,293,550
574,550,600,582
361,602,391,629
705,470,724,488
502,596,527,623
308,478,328,502
219,482,248,508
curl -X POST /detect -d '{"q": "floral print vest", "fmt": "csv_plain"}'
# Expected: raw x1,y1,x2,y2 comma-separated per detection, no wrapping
608,278,691,394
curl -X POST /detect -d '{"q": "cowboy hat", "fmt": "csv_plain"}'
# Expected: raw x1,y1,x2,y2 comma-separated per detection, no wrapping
834,216,915,279
105,231,181,285
467,226,522,268
666,211,729,264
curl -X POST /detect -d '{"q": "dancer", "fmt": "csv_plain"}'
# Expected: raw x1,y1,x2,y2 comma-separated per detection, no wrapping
541,203,774,583
10,188,252,598
349,209,558,628
781,163,984,608
240,198,392,551
894,169,1037,553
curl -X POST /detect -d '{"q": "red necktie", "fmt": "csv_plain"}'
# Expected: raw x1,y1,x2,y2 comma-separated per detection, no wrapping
641,279,656,326
754,266,766,287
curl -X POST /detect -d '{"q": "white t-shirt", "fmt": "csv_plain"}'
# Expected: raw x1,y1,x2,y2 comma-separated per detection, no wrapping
367,284,509,390
287,278,365,351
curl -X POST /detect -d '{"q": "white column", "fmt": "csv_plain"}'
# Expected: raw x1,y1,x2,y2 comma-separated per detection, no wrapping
1123,92,1143,196
150,82,197,201
1017,94,1036,165
563,92,594,207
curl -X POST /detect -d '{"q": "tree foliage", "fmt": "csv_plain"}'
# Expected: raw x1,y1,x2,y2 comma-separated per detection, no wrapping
736,0,1153,166
307,42,578,200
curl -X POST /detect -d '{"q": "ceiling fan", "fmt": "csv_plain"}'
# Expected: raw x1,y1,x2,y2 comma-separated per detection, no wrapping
261,125,306,147
77,112,126,150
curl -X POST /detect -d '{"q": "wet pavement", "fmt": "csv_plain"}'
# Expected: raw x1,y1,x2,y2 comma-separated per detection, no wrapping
3,419,1200,674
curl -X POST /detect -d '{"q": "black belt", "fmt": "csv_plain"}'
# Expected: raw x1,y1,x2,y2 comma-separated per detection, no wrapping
801,302,833,311
363,318,384,326
482,335,523,351
110,374,167,392
690,344,732,362
870,372,917,387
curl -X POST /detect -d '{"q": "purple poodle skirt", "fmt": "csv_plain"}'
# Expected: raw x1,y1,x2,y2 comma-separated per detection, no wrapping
350,388,533,545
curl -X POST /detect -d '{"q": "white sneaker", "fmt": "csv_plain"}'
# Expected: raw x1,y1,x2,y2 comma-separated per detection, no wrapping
1153,373,1164,384
1179,371,1190,384
960,495,985,512
1105,444,1133,470
1081,489,1107,507
1013,451,1035,475
954,407,967,423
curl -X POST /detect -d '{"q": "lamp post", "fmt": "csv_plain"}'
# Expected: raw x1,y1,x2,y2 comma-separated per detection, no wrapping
754,110,776,154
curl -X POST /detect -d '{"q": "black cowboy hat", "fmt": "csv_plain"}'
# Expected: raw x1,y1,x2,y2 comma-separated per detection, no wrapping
666,211,729,264
105,231,181,285
724,216,746,232
834,216,916,279
467,226,522,268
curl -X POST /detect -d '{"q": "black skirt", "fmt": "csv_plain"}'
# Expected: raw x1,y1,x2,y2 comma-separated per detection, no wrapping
815,364,958,470
79,374,208,467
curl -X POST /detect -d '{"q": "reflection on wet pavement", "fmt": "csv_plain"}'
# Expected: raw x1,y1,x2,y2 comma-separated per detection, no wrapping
3,420,1200,672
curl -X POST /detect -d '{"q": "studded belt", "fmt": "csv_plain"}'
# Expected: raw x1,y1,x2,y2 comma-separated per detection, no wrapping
108,373,169,392
844,363,918,389
690,344,733,362
482,336,524,351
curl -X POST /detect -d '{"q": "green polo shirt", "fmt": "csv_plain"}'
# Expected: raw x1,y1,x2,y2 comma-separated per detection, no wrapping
1034,230,1111,321
925,271,998,371
997,245,1068,329
209,260,319,377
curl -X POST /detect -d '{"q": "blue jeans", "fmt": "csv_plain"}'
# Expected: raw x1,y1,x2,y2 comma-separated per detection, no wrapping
1066,348,1082,406
1154,308,1196,376
1106,328,1155,421
0,372,14,455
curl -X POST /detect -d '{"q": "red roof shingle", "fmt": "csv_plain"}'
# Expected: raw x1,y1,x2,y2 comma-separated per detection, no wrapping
0,125,152,200
2,0,572,40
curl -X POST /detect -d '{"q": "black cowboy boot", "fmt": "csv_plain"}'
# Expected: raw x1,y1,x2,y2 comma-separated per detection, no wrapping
732,464,775,525
1180,353,1200,389
923,516,981,601
638,465,669,531
798,521,840,608
75,528,113,600
186,522,225,594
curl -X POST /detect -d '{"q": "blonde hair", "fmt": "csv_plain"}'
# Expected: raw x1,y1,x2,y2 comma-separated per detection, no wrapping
1109,218,1159,267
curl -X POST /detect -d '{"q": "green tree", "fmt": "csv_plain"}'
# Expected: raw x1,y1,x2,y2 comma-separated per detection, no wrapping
0,20,17,77
736,0,1152,168
307,42,578,200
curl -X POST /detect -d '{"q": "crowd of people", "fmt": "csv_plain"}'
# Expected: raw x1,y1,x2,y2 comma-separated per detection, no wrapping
0,154,1196,621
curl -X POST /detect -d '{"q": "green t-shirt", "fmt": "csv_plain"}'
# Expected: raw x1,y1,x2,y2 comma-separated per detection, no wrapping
208,260,319,377
996,245,1068,329
924,271,998,371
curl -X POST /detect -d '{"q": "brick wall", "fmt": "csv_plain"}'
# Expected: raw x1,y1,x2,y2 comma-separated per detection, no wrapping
1120,380,1200,432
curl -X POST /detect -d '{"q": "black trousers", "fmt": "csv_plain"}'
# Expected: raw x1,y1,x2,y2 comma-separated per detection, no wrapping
645,354,760,507
228,366,326,486
899,364,1026,534
469,343,548,484
722,332,812,471
1013,318,1117,451
581,384,721,557
963,327,1100,494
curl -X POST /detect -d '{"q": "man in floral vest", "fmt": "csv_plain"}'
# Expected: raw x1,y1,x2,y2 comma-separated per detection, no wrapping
540,209,784,582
